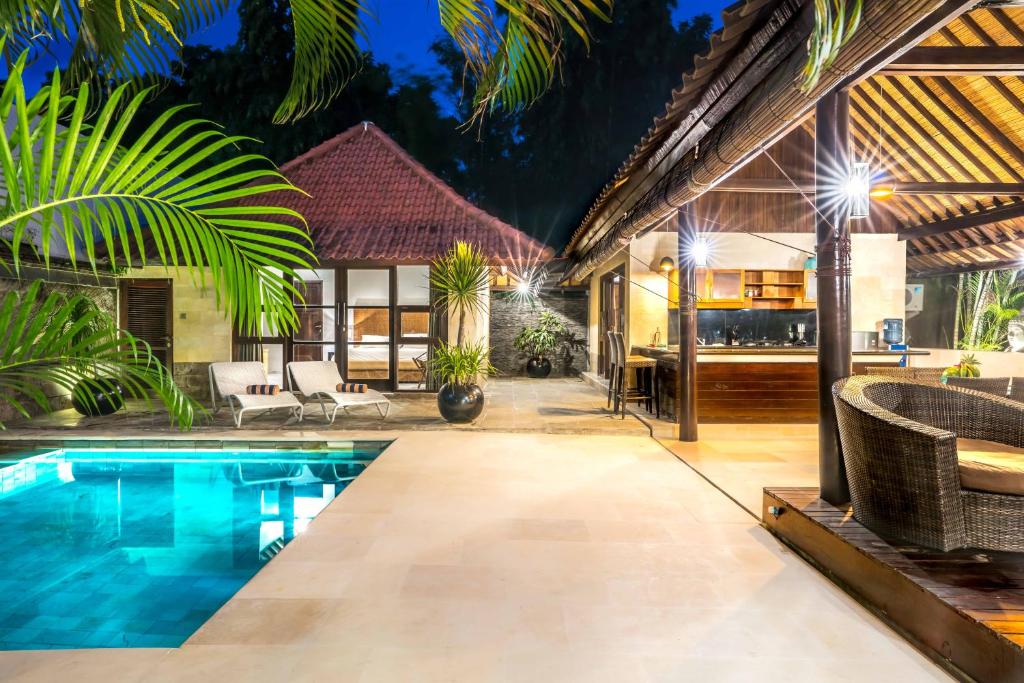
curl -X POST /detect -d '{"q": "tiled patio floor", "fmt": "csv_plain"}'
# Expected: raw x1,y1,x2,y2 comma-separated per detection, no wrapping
4,378,649,439
0,431,948,681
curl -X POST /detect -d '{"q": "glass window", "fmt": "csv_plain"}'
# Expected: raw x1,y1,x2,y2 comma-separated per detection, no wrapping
260,344,285,386
293,269,335,306
293,307,336,343
348,308,391,342
397,265,430,306
291,344,336,363
346,344,390,381
400,311,430,339
347,269,390,306
398,344,428,390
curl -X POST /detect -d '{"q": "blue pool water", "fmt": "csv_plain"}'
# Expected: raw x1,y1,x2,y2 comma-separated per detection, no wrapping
0,443,387,650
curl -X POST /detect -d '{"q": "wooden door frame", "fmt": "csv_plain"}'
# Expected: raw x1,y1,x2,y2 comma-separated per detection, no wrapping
119,278,174,370
598,266,625,377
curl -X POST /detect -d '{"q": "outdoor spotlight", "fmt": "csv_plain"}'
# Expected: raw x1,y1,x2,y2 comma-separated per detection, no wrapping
846,162,871,219
659,256,675,272
516,278,532,295
613,274,621,284
691,238,710,267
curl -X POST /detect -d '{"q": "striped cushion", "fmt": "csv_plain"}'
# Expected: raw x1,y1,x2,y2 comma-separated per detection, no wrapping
245,384,280,395
336,383,367,393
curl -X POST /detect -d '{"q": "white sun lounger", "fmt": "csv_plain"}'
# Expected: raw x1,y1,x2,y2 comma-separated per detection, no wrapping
208,362,304,428
287,361,391,424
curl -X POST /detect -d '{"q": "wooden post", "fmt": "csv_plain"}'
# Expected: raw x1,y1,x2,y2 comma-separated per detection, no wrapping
677,215,699,442
815,90,852,504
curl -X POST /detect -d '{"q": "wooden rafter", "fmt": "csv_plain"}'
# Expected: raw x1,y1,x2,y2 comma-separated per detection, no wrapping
709,178,1024,195
879,46,1024,75
900,200,1024,240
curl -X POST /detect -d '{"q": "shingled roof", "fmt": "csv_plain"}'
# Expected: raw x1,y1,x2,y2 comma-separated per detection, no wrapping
248,122,552,264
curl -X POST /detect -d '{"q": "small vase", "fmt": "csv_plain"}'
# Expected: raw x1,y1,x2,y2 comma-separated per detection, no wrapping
526,357,552,378
437,383,485,423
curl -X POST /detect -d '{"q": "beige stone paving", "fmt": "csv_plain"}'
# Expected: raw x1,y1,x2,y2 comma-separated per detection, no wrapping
0,431,948,682
654,422,820,517
4,378,649,439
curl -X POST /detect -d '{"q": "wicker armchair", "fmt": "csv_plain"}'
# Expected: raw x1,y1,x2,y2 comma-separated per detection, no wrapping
945,376,1011,398
862,366,944,382
833,375,1024,552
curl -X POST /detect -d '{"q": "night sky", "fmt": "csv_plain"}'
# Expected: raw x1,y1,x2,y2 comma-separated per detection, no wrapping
185,0,736,81
17,1,735,96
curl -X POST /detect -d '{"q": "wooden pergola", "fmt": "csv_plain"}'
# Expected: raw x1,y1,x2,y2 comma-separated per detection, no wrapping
564,1,1024,504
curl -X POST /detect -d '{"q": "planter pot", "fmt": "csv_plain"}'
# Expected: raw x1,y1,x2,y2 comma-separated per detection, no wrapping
71,377,125,417
437,382,485,423
526,357,552,378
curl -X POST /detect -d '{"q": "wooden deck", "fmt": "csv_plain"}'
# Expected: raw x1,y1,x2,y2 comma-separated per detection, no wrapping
764,486,1024,683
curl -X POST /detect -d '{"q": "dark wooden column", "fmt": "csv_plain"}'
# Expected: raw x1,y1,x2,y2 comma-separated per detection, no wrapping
815,90,852,504
677,215,699,442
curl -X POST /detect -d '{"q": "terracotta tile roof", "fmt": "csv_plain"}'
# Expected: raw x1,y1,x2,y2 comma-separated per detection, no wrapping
248,122,553,264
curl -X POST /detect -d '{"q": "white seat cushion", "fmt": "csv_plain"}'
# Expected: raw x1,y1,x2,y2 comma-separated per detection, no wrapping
321,389,389,406
957,438,1024,496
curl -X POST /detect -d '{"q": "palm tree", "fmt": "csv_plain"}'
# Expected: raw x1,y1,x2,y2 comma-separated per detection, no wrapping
429,241,490,347
0,281,197,428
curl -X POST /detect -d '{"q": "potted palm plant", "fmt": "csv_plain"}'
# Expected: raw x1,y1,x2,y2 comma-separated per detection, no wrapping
513,312,567,378
429,242,493,423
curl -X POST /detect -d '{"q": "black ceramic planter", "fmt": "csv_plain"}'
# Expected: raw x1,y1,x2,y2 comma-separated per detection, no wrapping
71,377,125,417
437,383,485,423
526,357,552,378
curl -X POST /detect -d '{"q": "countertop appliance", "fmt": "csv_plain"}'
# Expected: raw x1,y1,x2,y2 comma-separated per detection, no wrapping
852,331,879,351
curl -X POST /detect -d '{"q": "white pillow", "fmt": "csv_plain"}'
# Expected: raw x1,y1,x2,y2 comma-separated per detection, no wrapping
360,334,389,343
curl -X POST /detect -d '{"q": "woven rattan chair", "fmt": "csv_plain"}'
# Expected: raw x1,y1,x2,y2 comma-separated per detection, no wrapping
946,376,1011,398
862,366,944,383
833,375,1024,552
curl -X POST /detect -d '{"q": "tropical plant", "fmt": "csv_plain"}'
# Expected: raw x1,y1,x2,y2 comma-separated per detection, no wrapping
429,241,490,347
513,311,567,359
0,50,314,336
956,270,1024,351
0,281,198,429
944,353,981,379
800,0,863,91
0,0,614,124
429,340,495,386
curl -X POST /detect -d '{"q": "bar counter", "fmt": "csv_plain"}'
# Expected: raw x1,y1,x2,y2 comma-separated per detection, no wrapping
632,345,932,423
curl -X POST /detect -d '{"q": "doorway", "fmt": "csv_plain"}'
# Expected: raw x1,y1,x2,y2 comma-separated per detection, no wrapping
598,266,625,377
287,265,433,392
119,279,174,370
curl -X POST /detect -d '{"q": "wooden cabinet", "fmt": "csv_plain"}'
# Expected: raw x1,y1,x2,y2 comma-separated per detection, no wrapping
695,268,817,310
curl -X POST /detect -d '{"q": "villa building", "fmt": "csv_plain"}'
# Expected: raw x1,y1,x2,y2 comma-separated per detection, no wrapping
120,122,554,397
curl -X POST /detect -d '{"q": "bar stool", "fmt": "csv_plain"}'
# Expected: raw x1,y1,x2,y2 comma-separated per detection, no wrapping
605,330,619,409
612,331,659,419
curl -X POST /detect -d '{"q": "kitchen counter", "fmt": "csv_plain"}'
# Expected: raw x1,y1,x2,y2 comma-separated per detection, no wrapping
629,346,932,423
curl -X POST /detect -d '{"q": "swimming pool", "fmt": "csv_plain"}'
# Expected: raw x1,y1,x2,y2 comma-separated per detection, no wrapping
0,442,388,650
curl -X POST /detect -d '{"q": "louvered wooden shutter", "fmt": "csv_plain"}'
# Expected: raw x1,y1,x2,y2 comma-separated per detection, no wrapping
120,280,173,367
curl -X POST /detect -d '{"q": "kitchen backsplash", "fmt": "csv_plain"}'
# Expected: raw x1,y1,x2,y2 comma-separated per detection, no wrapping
668,309,818,346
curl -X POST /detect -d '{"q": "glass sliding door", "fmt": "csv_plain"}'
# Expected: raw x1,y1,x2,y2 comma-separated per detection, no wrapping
291,269,338,368
342,268,393,390
396,265,431,391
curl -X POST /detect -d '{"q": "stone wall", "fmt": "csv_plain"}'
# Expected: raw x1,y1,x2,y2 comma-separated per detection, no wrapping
0,277,117,424
489,288,589,377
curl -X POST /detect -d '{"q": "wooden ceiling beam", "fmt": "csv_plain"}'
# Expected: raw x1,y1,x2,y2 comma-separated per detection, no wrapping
930,76,1024,170
879,46,1024,76
900,201,1024,240
709,178,1024,195
910,251,1024,276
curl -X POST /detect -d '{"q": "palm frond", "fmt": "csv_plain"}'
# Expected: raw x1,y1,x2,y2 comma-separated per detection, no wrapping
468,0,611,121
273,0,371,124
0,1,229,96
801,0,863,92
429,241,490,346
0,53,315,336
0,280,199,429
